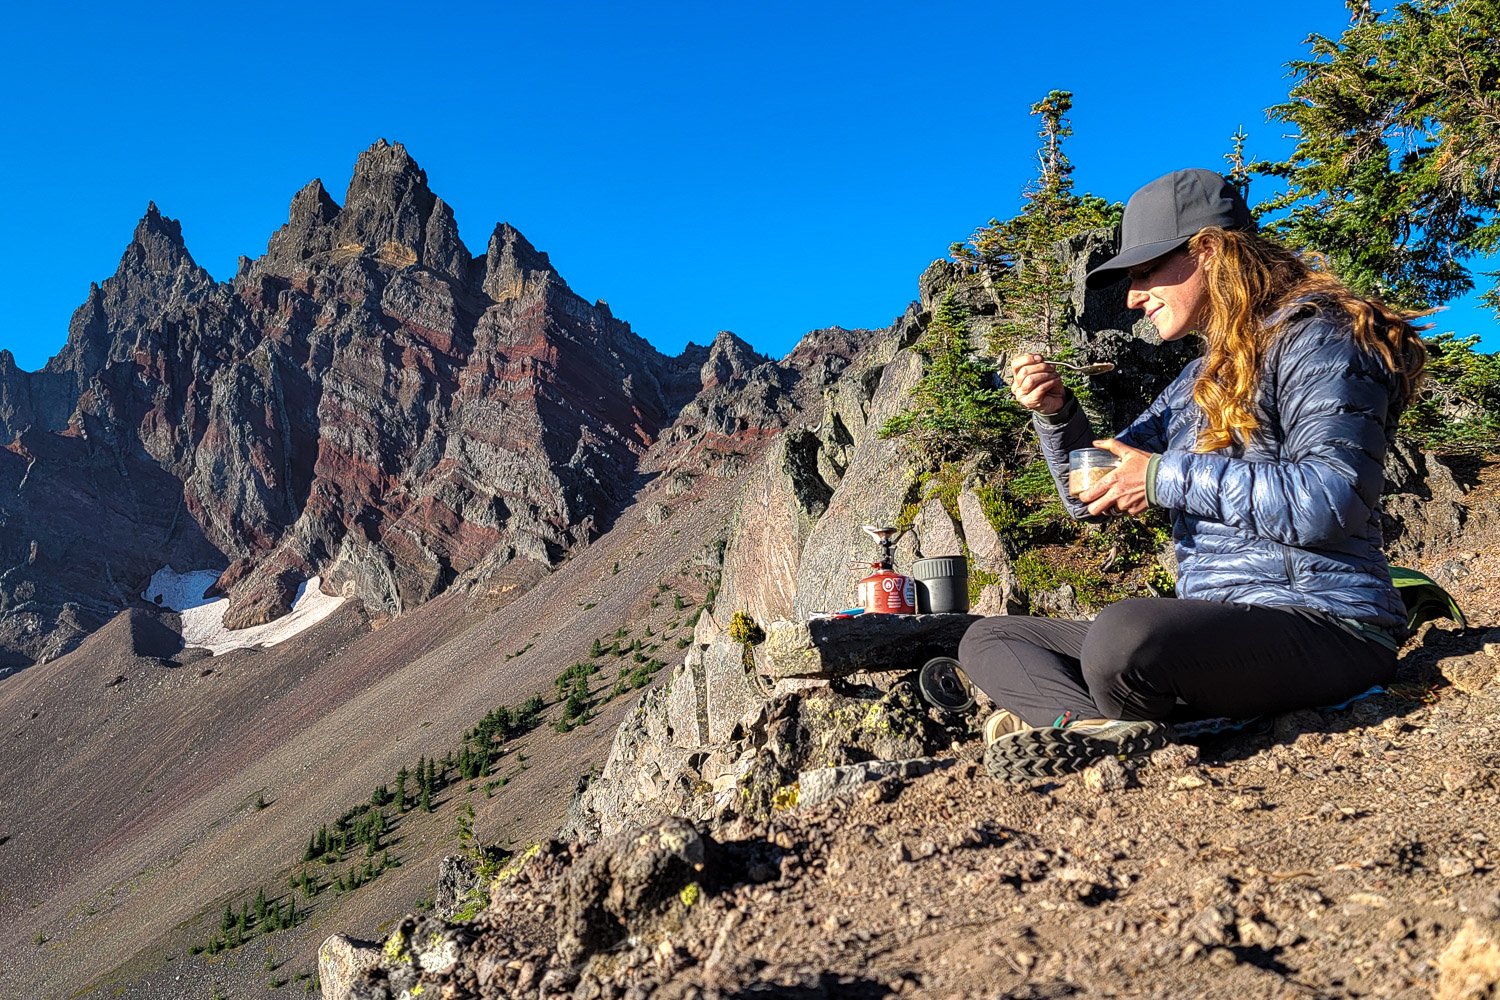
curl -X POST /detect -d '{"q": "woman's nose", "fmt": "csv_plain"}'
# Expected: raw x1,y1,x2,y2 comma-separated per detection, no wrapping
1125,285,1148,310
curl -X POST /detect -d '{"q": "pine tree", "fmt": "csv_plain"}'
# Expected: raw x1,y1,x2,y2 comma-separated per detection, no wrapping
880,291,1022,461
455,802,477,859
1257,0,1500,310
395,767,408,812
1224,126,1251,204
952,91,1120,353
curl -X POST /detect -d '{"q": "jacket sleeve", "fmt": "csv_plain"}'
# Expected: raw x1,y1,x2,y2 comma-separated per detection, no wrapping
1149,317,1394,549
1033,369,1181,520
1031,392,1099,519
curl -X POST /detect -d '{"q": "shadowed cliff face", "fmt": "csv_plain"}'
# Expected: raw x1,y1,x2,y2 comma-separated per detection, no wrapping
0,139,815,667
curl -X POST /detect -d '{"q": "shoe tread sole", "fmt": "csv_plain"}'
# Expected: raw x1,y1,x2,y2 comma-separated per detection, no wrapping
984,722,1169,780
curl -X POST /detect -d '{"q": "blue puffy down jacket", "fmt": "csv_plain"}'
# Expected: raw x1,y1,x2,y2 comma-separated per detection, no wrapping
1034,307,1407,633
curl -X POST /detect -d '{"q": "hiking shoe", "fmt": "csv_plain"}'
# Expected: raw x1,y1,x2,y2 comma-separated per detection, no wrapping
984,719,1170,781
983,711,1113,746
982,709,1035,746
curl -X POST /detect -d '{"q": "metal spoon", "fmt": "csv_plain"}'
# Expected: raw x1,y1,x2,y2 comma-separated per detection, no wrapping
1042,359,1116,376
968,353,1117,382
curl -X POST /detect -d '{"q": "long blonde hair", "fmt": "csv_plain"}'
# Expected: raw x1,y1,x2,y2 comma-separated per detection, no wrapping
1187,227,1427,453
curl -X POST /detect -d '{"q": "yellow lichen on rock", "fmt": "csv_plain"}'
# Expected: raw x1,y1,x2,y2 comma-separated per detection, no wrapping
494,842,542,884
377,241,418,267
771,783,800,811
383,924,412,964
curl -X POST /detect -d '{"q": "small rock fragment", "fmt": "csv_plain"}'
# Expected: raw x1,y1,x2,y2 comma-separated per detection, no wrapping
1380,716,1410,735
1441,856,1478,878
1348,892,1390,908
859,775,902,806
517,960,538,991
1207,946,1238,967
1082,756,1130,793
1236,917,1279,951
1147,743,1200,772
1436,918,1500,1000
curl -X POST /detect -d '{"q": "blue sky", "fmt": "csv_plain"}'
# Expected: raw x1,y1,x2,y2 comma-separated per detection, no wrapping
2,0,1495,372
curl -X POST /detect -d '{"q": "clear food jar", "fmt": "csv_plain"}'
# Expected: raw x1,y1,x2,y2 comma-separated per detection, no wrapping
1067,448,1118,496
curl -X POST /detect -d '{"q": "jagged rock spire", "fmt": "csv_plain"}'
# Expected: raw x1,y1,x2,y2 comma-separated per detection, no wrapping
699,330,767,388
121,201,198,277
259,178,340,271
255,141,472,281
482,222,560,302
41,204,214,387
332,139,469,279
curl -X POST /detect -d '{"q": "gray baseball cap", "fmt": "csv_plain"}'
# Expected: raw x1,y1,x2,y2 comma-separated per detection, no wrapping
1085,168,1252,289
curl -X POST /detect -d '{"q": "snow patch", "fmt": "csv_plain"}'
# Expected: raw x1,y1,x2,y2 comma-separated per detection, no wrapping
143,568,346,656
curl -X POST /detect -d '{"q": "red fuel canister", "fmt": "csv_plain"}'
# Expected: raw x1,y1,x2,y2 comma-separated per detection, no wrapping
857,565,916,614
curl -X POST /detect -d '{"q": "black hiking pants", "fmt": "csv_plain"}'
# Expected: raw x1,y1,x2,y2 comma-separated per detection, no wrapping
956,599,1398,726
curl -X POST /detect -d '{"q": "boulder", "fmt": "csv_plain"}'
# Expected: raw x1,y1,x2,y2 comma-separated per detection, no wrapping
758,613,979,681
555,817,709,967
798,756,957,808
1436,918,1500,1000
433,855,480,920
318,934,382,1000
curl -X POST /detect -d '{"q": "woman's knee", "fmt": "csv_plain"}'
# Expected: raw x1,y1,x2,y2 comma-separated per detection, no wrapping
1084,601,1172,661
1079,602,1172,697
959,616,1035,662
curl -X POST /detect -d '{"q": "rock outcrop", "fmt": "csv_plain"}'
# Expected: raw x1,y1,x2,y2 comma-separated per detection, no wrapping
556,248,1183,840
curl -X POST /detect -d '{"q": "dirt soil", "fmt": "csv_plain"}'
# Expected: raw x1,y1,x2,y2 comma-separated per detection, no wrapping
344,463,1500,1000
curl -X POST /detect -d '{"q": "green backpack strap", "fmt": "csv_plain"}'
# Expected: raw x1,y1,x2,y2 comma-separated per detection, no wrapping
1389,565,1468,633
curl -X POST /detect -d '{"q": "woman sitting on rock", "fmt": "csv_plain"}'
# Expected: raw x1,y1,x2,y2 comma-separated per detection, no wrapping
958,167,1426,780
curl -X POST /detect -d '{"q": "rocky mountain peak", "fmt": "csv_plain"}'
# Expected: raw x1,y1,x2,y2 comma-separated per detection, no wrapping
289,178,339,226
122,202,197,278
334,139,469,279
699,330,767,389
481,222,560,302
37,205,215,393
256,178,341,274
